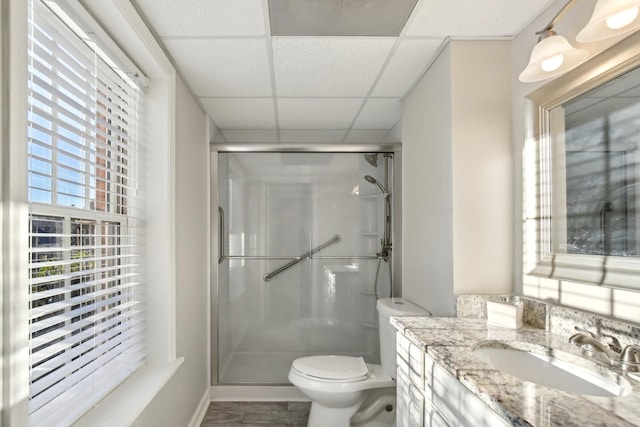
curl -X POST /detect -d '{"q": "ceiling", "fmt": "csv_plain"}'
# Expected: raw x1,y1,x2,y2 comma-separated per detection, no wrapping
132,0,554,144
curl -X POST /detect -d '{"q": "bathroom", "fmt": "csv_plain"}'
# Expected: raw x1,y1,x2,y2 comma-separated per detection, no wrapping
3,0,640,426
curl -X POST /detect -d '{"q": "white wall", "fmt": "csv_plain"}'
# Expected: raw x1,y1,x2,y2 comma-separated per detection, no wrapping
513,0,640,322
402,45,454,316
131,77,210,427
402,40,512,315
450,41,513,295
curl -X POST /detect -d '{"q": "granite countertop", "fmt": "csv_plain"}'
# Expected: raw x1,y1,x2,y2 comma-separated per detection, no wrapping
391,316,640,427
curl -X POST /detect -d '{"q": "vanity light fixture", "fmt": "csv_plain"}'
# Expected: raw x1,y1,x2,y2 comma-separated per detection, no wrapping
520,0,640,82
577,0,640,42
520,0,587,82
519,29,588,82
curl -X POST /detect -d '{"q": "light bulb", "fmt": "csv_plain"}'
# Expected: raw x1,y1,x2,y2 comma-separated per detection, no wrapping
541,54,564,72
606,7,639,30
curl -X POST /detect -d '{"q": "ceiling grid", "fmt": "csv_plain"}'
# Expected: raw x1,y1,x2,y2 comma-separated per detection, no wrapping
133,0,555,144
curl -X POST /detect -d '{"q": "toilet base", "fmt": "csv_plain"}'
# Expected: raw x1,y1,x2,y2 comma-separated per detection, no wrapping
307,397,365,427
351,387,396,426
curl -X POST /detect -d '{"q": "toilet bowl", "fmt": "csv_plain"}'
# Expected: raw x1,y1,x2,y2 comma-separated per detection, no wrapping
288,298,430,427
288,355,395,427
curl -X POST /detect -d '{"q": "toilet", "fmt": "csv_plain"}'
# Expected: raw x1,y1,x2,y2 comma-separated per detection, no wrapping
288,297,429,427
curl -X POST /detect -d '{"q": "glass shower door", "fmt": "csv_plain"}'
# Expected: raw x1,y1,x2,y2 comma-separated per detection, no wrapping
217,152,393,384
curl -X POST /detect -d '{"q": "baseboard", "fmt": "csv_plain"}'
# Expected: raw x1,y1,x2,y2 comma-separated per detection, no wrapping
210,385,309,402
187,388,211,427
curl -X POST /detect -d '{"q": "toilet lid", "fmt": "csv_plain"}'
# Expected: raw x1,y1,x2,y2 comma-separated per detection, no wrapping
292,355,368,381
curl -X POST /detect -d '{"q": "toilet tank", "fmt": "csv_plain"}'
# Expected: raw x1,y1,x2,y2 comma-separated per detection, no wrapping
376,298,429,379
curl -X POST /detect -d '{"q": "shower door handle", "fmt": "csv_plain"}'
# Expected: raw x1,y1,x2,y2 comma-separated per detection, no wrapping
218,206,225,264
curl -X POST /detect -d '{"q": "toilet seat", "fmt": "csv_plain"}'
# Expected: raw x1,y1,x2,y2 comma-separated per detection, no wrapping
291,355,368,382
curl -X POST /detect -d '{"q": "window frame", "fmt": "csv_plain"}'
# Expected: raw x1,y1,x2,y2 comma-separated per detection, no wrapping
3,0,181,425
26,0,147,425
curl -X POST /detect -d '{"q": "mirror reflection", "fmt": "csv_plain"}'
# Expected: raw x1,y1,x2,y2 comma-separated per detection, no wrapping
550,66,640,257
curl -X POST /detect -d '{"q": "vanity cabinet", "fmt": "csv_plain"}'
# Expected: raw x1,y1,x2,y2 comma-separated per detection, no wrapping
396,332,511,427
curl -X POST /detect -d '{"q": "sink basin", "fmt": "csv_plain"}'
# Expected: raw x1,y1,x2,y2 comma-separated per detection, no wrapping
473,347,628,397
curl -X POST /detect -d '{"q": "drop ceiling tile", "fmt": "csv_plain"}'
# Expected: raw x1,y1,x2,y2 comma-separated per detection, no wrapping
272,38,397,97
406,0,553,37
133,0,266,37
372,39,444,97
353,98,402,129
268,0,418,36
279,130,347,143
278,98,364,129
165,39,272,97
200,98,276,129
221,130,279,143
344,130,389,143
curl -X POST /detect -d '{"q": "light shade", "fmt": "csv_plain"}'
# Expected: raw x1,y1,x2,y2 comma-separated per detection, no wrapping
519,33,588,82
577,0,640,42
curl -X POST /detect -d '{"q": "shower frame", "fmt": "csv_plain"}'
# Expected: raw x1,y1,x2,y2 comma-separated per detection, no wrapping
209,143,403,385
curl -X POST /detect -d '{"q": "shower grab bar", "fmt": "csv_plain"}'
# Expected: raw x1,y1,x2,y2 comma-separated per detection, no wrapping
218,207,225,264
263,234,341,282
222,255,383,260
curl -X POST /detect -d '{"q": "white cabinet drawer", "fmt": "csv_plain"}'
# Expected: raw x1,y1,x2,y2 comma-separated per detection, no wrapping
397,331,411,363
397,331,424,391
424,403,450,427
397,350,410,379
409,342,424,390
397,366,423,427
396,367,411,427
408,382,424,427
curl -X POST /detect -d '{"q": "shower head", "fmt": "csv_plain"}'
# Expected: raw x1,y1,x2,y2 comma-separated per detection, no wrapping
364,175,387,194
364,153,378,167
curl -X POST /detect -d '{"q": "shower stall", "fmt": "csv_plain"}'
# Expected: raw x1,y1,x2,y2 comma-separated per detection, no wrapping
211,145,401,385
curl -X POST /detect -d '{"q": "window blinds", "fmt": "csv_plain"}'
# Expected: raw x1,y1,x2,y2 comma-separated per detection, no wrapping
27,1,145,425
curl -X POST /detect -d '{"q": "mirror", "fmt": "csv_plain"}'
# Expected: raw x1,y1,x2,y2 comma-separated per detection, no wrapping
551,67,640,257
525,31,640,290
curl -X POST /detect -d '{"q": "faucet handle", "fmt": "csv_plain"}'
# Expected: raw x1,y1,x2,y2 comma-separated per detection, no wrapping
573,326,597,339
601,335,622,354
621,345,640,372
569,326,597,344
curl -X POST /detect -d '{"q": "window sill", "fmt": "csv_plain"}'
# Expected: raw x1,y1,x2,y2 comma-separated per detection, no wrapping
71,357,184,427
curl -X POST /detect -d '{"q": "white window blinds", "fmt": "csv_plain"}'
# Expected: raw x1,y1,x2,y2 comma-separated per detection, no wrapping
27,1,145,425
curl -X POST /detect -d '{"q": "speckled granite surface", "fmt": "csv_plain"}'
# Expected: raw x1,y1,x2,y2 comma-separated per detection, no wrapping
547,304,640,350
455,294,639,347
391,316,640,427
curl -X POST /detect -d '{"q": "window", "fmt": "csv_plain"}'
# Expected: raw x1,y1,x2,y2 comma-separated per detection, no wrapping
27,0,145,425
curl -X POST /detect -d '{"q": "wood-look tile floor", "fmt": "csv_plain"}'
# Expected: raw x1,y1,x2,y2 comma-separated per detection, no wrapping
200,401,311,427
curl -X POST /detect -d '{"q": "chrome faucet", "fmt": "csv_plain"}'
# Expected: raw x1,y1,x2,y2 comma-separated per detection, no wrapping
569,327,640,372
569,330,620,363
